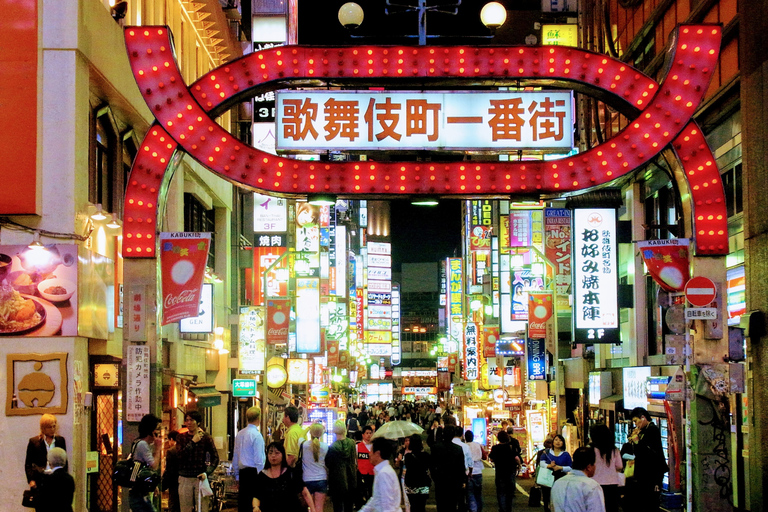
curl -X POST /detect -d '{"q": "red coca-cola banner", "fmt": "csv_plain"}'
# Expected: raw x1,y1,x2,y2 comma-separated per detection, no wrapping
328,340,340,367
483,325,498,358
528,292,553,339
338,350,349,369
637,239,690,292
160,232,211,325
266,298,290,344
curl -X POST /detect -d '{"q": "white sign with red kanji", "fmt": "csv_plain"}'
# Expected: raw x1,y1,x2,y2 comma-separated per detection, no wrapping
127,346,150,422
276,91,574,150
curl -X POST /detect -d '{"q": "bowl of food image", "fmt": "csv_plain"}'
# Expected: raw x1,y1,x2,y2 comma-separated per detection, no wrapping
0,285,47,335
0,253,11,283
37,277,75,303
8,271,44,295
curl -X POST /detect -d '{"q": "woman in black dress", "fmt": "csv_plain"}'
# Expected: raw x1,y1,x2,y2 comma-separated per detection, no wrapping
253,442,316,512
403,434,431,512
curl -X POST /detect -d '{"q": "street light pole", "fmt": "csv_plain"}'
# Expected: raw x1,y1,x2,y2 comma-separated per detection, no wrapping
261,249,292,437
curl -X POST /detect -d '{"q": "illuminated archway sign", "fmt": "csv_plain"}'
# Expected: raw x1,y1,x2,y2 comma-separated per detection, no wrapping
122,25,726,258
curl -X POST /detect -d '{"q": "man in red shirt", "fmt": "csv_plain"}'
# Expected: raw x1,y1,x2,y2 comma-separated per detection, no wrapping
356,425,376,508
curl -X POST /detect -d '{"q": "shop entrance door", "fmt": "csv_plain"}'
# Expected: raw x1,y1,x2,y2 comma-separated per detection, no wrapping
91,391,120,512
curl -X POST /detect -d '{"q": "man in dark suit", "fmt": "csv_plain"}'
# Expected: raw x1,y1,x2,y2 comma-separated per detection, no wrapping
430,425,468,512
25,413,67,510
37,447,74,512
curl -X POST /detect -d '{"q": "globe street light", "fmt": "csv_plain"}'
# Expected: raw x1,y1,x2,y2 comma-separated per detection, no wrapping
480,2,507,30
338,2,364,29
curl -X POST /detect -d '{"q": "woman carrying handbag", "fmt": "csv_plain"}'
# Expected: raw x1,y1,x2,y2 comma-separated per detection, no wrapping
538,435,572,510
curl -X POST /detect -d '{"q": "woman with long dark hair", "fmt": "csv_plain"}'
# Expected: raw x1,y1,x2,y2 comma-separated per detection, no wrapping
589,424,624,512
402,434,431,512
253,442,315,512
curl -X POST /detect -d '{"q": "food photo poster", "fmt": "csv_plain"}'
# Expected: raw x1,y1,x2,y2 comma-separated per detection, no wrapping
0,245,78,337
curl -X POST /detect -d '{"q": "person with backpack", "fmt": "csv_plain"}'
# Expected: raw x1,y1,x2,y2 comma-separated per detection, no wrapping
346,413,360,438
129,414,163,512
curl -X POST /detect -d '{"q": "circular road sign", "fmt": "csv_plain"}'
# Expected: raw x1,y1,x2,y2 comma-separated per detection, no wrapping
684,276,716,307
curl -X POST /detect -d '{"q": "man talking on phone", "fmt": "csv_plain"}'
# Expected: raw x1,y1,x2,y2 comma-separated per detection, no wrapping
177,411,219,512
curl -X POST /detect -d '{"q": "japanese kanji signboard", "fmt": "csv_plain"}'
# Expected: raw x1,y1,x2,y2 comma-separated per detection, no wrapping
545,208,572,313
276,91,574,151
127,346,150,422
573,208,619,344
464,322,479,381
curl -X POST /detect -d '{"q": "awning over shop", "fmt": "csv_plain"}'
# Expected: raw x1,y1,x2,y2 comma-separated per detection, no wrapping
599,394,623,412
190,383,222,408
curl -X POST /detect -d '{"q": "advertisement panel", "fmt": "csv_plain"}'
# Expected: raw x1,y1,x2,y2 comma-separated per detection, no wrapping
277,91,574,150
623,366,651,410
296,278,321,353
287,358,310,384
464,323,479,380
527,292,553,339
448,258,463,318
636,239,690,292
239,306,266,373
366,331,392,344
0,244,79,337
295,203,320,253
367,254,392,267
266,298,290,345
159,233,210,325
368,280,392,292
483,325,499,358
254,246,288,305
573,209,619,343
544,208,572,313
179,283,213,333
253,193,287,232
470,200,493,251
526,337,547,381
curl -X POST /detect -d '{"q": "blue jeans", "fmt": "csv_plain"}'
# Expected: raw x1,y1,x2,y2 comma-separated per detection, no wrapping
467,473,483,512
128,492,157,512
495,474,515,512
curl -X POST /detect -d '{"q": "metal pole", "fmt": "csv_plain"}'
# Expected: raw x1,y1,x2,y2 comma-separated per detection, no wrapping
261,249,292,437
417,0,427,46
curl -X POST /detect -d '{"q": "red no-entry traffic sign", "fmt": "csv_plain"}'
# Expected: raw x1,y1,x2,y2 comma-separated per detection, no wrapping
684,276,717,307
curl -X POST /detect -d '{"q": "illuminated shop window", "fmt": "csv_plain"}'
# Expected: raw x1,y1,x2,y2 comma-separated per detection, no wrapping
722,162,743,219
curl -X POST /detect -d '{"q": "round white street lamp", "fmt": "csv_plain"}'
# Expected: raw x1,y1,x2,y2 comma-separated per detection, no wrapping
480,2,507,30
338,2,364,29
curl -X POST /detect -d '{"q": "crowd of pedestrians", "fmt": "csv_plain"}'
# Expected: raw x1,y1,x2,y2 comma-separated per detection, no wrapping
23,400,667,512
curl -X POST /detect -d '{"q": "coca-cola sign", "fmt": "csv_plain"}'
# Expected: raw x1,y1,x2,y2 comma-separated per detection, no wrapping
266,298,290,345
528,292,553,339
160,232,211,325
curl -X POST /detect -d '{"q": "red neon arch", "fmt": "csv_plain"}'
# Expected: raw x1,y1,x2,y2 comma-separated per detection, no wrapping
123,25,726,257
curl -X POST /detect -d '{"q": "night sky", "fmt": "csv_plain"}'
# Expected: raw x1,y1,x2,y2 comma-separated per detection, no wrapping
389,199,462,270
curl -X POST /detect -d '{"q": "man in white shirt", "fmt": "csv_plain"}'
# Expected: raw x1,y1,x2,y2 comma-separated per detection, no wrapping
359,437,401,512
232,406,265,512
451,427,474,476
551,447,606,512
464,430,486,512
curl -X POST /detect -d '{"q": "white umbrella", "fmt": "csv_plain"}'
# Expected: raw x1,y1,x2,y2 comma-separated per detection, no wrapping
372,420,424,440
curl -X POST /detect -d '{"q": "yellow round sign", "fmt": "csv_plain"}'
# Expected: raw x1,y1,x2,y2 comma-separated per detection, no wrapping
266,364,288,388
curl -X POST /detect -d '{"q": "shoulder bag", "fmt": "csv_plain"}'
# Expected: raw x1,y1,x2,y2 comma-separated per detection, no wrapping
535,452,555,488
113,440,161,494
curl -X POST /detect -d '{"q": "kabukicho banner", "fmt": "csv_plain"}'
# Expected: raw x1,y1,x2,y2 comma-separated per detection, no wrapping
637,239,690,292
160,232,211,325
528,292,553,339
